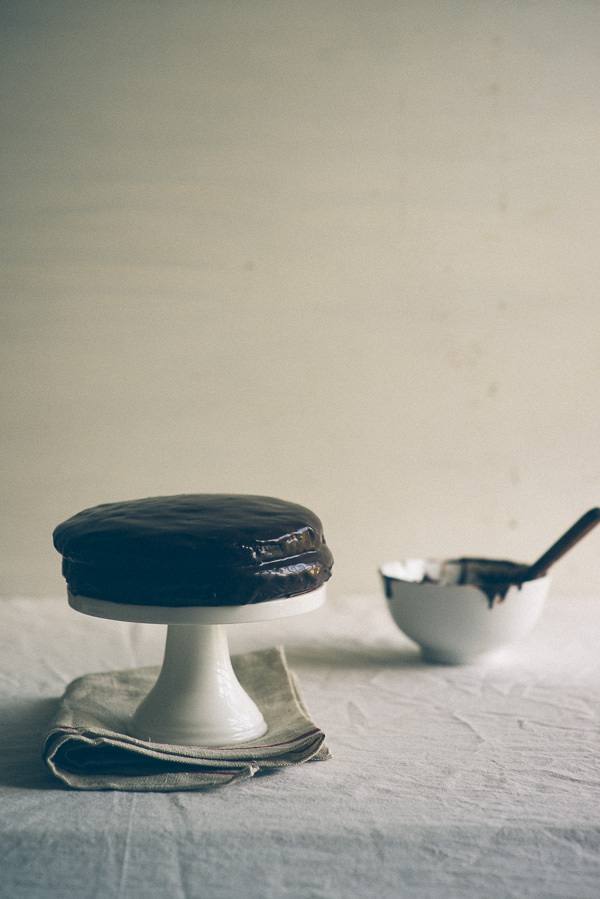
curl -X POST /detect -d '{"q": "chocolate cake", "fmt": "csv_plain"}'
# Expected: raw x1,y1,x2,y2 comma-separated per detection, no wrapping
53,494,334,607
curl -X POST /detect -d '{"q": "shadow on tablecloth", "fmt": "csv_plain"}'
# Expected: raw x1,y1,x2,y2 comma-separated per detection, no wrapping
284,642,423,670
0,697,63,789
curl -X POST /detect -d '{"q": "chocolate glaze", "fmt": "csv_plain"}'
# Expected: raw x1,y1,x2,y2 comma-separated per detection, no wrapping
450,557,531,608
381,558,537,609
53,494,333,607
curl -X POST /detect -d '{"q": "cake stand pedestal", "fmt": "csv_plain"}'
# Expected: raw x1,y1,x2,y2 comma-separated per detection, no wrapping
68,586,326,747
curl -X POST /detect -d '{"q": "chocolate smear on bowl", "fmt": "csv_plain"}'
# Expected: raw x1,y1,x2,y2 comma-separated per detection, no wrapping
447,558,531,608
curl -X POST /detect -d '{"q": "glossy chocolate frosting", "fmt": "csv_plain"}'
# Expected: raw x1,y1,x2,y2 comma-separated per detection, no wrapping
53,494,333,607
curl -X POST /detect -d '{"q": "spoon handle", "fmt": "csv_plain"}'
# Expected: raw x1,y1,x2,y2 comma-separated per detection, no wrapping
525,507,600,580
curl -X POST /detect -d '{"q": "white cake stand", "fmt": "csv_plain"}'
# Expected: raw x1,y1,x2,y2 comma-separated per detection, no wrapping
67,586,326,747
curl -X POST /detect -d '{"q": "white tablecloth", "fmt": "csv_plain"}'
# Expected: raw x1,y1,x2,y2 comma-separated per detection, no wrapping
2,590,600,898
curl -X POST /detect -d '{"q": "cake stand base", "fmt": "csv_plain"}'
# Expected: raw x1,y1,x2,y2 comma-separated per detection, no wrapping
131,622,267,745
68,586,326,747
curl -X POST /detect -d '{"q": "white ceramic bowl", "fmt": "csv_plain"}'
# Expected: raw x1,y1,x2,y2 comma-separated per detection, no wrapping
379,558,550,664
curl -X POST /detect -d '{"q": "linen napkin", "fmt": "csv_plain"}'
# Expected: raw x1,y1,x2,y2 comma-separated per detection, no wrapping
43,646,330,791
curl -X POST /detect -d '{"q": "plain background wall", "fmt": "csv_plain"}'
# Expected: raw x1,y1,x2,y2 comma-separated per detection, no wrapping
2,0,599,600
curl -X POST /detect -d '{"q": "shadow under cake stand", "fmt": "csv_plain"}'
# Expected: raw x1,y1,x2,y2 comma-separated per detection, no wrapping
68,586,326,747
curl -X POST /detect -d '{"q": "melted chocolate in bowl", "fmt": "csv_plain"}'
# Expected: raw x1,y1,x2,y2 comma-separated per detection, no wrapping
381,557,534,608
447,558,532,608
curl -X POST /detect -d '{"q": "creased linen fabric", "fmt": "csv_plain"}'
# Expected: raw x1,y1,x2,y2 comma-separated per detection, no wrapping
4,594,600,898
43,646,330,791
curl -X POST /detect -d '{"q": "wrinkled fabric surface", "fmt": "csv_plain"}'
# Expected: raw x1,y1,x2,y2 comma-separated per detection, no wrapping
2,592,600,898
43,647,329,791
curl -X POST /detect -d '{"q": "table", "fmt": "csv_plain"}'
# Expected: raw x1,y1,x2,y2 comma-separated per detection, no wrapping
2,590,600,898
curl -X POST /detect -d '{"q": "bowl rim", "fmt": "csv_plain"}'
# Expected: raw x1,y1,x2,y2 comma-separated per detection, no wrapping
379,558,550,608
379,557,547,584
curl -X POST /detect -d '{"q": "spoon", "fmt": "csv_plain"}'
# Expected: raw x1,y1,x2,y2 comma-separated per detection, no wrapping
523,507,600,581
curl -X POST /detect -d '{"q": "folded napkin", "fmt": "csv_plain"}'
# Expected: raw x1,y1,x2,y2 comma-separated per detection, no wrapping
43,646,330,791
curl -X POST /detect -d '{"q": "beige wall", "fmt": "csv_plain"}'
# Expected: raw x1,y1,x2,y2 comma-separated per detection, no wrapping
2,0,599,600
